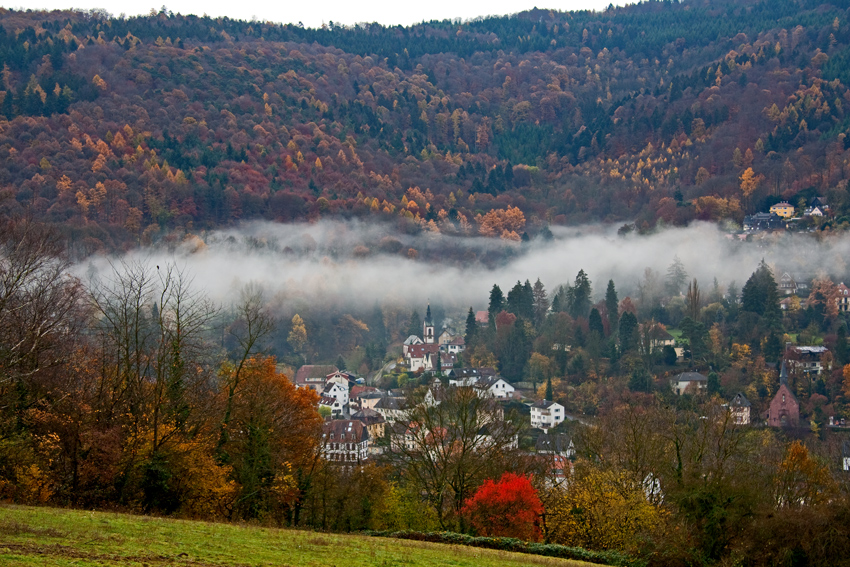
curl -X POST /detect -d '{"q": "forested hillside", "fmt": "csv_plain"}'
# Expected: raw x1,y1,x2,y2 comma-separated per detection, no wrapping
2,0,850,252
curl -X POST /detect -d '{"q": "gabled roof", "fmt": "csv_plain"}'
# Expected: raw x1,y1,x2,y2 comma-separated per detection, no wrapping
404,335,423,345
351,385,379,398
295,364,338,383
447,367,481,379
674,371,707,382
532,399,561,409
322,420,369,443
407,344,441,358
374,397,408,411
352,408,386,426
730,392,751,408
536,433,572,454
319,395,338,406
475,375,511,389
475,310,489,324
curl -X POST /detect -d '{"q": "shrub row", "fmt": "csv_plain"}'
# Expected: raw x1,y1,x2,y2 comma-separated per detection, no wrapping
361,530,647,567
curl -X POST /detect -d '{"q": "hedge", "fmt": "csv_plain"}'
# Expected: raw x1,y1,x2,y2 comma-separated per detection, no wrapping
360,530,647,567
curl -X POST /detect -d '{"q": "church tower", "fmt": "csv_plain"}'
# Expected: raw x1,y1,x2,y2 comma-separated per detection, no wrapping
423,304,435,344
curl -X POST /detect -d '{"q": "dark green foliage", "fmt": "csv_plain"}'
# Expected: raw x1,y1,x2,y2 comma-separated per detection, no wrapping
506,280,534,321
662,344,678,366
707,371,721,395
361,531,645,567
628,365,652,393
605,280,619,337
763,331,783,363
589,308,604,338
741,261,781,322
464,307,477,347
835,324,849,367
545,377,553,401
407,310,421,338
619,312,638,353
568,270,592,320
488,285,504,320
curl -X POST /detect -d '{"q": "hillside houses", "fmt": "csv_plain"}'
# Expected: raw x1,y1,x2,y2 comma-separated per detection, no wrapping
403,304,466,372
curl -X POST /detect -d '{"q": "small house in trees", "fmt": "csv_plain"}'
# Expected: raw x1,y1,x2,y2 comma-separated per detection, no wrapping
803,206,824,217
843,441,850,472
321,420,369,464
770,202,795,218
536,433,575,458
295,364,338,393
474,375,515,399
743,212,783,232
352,408,386,442
530,400,565,431
768,361,799,428
671,371,708,395
645,324,676,353
836,283,850,313
729,392,751,425
786,346,829,376
475,422,519,450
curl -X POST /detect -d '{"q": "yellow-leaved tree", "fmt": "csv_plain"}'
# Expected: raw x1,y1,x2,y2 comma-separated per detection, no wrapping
546,461,662,551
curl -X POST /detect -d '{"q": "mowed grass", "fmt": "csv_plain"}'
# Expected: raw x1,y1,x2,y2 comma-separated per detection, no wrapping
0,504,597,567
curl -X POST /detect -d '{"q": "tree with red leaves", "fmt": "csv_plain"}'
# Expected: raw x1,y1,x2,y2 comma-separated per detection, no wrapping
461,472,542,541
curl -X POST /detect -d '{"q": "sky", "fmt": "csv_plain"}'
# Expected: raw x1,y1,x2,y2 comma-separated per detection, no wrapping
13,0,621,28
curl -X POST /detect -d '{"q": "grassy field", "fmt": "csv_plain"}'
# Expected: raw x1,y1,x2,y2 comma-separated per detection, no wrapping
0,504,597,567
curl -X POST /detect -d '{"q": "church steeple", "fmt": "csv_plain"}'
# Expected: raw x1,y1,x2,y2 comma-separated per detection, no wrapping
423,303,435,344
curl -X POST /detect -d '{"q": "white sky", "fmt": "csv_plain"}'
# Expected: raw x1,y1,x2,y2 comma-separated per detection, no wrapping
11,0,620,29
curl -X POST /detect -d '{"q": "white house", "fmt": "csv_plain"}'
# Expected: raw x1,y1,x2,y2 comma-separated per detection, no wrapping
729,392,751,425
474,376,515,399
319,395,344,417
322,381,349,408
671,372,707,395
530,400,565,431
843,441,850,472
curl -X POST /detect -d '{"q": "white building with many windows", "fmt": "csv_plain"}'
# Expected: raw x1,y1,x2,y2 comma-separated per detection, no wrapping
530,400,565,431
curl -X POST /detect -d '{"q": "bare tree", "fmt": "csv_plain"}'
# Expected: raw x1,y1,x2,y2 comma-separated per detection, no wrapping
389,385,525,529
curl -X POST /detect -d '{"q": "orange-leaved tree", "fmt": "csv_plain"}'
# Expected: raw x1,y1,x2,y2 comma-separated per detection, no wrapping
461,472,542,541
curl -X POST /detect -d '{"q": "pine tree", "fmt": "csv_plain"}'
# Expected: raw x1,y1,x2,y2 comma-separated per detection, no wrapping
589,308,604,338
465,307,477,347
532,278,549,324
605,279,619,337
545,376,553,401
407,310,421,337
568,270,592,319
488,284,504,319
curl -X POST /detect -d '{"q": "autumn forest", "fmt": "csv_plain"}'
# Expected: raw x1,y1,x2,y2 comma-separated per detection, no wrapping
3,1,850,566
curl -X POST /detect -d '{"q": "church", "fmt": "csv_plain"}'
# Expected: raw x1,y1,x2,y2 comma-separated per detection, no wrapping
402,304,465,372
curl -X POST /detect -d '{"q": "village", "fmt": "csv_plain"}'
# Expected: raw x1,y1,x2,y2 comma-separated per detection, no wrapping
294,303,850,478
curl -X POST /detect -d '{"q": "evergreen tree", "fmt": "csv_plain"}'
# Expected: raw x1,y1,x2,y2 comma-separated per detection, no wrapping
589,308,604,338
545,376,553,401
741,261,781,324
835,324,849,367
665,255,688,296
568,269,592,319
507,280,534,320
605,279,619,337
465,307,477,347
488,284,504,319
628,365,652,392
532,278,549,324
336,355,346,371
407,310,421,337
707,371,721,395
764,331,783,363
619,311,638,352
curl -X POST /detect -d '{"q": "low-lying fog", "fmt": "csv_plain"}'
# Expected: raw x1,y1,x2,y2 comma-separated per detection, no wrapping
81,220,850,311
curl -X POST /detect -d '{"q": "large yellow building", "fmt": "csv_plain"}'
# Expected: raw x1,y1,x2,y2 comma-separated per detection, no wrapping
769,201,795,218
